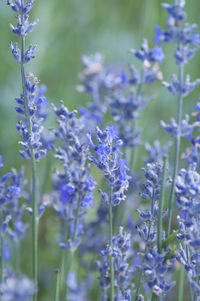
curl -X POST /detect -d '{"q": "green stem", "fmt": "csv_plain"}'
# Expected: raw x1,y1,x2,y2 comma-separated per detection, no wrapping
65,198,81,301
55,269,60,301
157,156,167,253
15,243,20,276
166,63,184,237
109,188,114,301
151,293,159,301
20,7,38,300
134,268,143,301
60,248,67,300
178,265,185,301
72,198,81,243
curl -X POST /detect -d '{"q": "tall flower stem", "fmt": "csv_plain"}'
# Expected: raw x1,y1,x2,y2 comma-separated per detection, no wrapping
64,197,81,301
109,188,114,301
55,269,60,301
15,243,20,275
178,265,185,301
20,7,38,301
157,156,167,253
151,293,158,301
166,63,184,237
60,220,68,300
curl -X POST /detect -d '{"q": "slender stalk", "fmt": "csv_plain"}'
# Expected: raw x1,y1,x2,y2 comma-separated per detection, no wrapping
134,268,143,301
186,245,194,301
72,198,81,243
166,63,184,237
55,269,60,301
178,265,185,301
151,293,159,301
15,243,20,276
60,248,67,299
157,156,167,253
20,6,38,300
109,188,114,301
64,197,81,301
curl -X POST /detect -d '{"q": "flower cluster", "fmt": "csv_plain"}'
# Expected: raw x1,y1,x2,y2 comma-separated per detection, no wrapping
15,74,48,161
0,157,26,242
154,1,200,66
1,274,35,301
87,126,130,206
108,39,164,152
135,161,175,297
53,101,96,248
77,53,108,130
143,140,172,164
142,248,175,296
98,227,132,300
182,97,200,165
176,166,200,295
8,0,47,162
161,114,200,138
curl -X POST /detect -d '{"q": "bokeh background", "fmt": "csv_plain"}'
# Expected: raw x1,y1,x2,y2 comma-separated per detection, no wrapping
0,0,200,300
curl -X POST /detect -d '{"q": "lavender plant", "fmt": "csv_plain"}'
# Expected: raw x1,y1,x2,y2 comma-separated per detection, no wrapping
8,0,48,299
88,126,131,300
154,0,200,236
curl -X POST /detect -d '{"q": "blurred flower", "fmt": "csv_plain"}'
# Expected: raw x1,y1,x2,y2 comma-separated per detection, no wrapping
1,275,35,301
130,40,165,63
53,101,96,249
160,115,200,138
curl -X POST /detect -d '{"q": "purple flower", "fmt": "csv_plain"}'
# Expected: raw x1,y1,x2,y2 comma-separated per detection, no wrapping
130,40,165,63
10,15,39,37
15,74,48,161
98,227,132,300
1,275,35,301
87,126,131,206
53,102,96,249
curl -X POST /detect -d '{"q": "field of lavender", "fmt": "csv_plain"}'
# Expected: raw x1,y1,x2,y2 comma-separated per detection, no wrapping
0,0,200,300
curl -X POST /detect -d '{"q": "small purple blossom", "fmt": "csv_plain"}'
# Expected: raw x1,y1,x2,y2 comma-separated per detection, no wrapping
162,74,200,98
98,227,132,300
1,275,35,301
53,102,96,249
130,40,165,63
160,115,200,138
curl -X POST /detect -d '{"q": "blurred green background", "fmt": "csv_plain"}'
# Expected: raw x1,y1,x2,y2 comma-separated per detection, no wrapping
0,1,200,300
